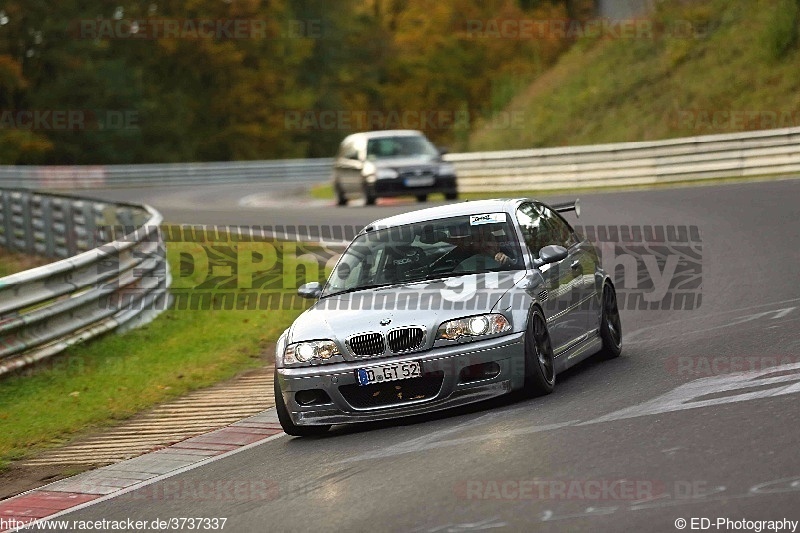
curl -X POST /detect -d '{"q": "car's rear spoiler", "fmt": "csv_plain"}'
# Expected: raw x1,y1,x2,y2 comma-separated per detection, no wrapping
551,198,580,218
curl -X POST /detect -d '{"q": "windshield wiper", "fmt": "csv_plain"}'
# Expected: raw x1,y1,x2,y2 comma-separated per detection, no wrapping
410,268,518,284
320,284,390,298
323,269,495,297
405,273,458,283
321,277,449,297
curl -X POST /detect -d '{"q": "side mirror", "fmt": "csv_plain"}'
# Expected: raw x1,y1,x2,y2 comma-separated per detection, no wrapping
437,146,450,156
297,282,322,299
534,245,568,268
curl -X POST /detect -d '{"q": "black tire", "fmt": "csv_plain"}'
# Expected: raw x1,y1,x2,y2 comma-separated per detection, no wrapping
363,185,376,206
597,283,622,359
522,307,556,397
416,194,428,202
274,375,331,437
444,192,458,201
335,183,347,206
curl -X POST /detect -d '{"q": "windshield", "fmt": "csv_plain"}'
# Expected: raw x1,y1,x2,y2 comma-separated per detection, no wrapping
322,214,524,297
366,135,440,160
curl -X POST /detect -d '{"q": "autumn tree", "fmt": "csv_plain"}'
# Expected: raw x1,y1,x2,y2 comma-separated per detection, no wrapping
0,0,585,164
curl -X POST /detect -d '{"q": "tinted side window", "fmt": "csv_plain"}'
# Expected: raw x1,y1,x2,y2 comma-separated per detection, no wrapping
537,203,578,248
516,203,546,254
516,203,577,255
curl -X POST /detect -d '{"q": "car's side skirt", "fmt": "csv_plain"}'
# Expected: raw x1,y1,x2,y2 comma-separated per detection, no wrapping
554,328,603,373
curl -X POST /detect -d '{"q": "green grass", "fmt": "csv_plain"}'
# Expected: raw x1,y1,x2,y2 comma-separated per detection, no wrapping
468,0,800,151
0,230,322,468
310,183,333,200
0,249,50,278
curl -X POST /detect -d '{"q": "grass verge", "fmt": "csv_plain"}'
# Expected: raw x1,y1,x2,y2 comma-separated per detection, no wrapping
469,0,800,151
309,183,333,200
0,249,51,278
0,228,321,469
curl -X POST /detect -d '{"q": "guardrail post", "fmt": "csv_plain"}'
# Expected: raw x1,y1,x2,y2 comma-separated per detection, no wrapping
63,198,78,257
40,196,56,257
20,191,35,254
0,191,12,249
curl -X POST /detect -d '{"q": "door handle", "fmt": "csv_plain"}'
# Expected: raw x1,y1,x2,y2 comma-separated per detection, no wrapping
571,260,581,270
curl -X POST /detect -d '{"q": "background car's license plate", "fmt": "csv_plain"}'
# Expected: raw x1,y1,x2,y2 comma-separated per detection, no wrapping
356,361,422,386
404,176,435,187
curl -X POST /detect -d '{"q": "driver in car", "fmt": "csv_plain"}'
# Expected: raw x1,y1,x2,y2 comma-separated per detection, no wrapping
445,224,517,270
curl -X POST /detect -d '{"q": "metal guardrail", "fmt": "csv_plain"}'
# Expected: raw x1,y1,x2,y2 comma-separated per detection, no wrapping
1,127,800,192
0,189,170,376
0,159,332,189
449,126,800,192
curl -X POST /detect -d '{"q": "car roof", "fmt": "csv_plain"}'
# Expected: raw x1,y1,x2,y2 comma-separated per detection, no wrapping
364,199,527,231
343,130,425,142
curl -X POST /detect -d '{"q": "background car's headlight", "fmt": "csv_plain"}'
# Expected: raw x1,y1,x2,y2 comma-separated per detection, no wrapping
284,340,340,364
436,314,511,341
376,168,399,180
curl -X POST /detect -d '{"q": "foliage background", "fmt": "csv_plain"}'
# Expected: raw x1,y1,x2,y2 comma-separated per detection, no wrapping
3,0,797,165
0,0,581,164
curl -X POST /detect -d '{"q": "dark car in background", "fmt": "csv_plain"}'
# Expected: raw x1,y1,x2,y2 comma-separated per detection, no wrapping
332,130,458,206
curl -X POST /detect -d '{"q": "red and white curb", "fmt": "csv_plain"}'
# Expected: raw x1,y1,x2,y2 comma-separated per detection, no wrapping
22,371,276,467
0,409,285,531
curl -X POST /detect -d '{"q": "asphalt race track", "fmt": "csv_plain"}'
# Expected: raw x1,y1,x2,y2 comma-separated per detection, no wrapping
64,178,800,532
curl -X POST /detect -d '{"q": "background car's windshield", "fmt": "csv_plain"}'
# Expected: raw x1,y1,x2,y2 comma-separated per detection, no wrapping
366,136,440,160
322,214,523,297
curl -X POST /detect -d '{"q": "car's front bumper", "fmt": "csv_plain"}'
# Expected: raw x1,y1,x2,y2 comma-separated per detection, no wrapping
372,175,457,197
275,331,525,426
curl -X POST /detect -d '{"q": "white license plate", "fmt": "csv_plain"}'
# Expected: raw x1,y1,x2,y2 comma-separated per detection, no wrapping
404,176,435,187
356,361,422,386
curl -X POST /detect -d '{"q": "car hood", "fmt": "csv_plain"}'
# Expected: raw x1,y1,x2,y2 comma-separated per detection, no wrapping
289,271,526,346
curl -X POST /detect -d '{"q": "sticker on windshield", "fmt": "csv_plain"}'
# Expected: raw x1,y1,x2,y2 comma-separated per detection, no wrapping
470,213,506,225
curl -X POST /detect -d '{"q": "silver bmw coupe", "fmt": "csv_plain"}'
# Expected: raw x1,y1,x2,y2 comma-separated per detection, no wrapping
274,198,622,436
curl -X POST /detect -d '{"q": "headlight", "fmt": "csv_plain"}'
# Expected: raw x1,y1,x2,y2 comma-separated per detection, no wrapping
284,340,340,364
438,163,456,176
376,168,399,180
436,313,511,341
